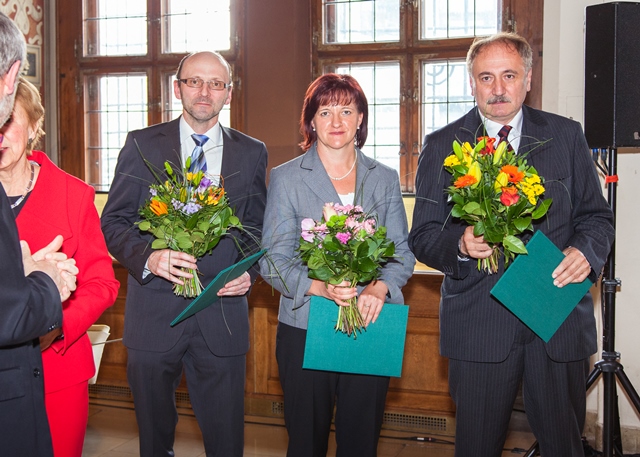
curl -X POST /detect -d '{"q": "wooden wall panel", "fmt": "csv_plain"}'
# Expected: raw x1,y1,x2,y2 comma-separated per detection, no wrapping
96,269,455,420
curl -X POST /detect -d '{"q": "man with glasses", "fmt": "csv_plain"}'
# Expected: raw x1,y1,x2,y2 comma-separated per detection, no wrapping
101,51,267,457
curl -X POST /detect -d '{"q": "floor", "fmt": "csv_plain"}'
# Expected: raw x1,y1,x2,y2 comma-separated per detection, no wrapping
82,400,538,457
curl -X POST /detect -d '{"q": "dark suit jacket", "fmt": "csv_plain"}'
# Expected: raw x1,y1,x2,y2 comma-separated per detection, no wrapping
0,186,62,456
101,118,267,356
409,106,615,363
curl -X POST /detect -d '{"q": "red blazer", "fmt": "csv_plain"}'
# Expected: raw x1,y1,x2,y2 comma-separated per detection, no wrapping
16,151,120,393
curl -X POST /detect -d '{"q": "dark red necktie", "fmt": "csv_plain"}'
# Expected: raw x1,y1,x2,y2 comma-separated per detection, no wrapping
497,124,513,152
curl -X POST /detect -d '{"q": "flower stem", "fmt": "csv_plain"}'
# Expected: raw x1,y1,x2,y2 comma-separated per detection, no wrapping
172,267,203,298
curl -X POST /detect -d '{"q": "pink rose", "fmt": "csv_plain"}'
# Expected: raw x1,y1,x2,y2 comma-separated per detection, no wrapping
322,203,338,221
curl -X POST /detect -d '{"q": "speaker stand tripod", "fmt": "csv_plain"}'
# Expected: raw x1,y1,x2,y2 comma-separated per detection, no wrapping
524,147,640,457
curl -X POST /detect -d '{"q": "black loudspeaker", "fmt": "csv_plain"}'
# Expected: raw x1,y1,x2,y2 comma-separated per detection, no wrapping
585,2,640,148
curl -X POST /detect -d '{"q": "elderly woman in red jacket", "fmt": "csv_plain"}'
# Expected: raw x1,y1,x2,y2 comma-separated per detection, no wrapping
0,77,120,456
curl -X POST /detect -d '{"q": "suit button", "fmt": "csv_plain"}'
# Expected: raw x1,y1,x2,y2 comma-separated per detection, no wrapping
33,368,41,377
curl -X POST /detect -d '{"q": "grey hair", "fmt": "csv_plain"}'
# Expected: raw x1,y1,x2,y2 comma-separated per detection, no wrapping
0,13,25,79
466,32,533,75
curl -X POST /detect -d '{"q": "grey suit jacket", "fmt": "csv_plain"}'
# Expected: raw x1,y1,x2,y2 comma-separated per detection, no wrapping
259,144,415,329
409,105,615,363
101,118,267,355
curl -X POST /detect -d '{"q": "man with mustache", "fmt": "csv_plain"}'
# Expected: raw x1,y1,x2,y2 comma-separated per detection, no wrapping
409,32,614,456
0,11,78,456
101,51,267,457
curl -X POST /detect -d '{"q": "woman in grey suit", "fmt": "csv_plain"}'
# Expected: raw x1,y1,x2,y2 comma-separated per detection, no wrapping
259,74,415,457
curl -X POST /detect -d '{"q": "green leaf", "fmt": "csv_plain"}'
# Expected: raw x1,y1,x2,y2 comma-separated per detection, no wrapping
512,216,532,232
206,238,220,251
186,213,199,230
532,198,552,219
198,220,210,232
177,237,193,250
308,266,335,282
357,257,378,273
138,220,151,231
463,201,484,216
322,237,342,252
503,235,527,254
151,239,168,249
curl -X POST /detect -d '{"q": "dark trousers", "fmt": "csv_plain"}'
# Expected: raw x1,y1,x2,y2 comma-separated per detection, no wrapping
127,317,246,457
449,321,589,457
276,322,390,457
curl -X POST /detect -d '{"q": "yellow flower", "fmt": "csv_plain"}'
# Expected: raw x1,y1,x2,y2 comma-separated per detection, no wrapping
493,141,507,165
519,175,545,204
461,142,474,155
444,154,461,167
468,161,481,188
494,171,509,191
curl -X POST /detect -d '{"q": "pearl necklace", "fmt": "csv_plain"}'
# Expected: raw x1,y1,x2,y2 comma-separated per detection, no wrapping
10,160,36,209
327,153,357,181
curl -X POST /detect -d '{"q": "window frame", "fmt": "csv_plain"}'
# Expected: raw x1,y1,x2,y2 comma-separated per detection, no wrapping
312,0,543,193
56,0,245,188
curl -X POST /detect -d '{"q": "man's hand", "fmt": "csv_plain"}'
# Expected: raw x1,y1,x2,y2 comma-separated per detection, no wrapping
552,246,591,288
147,249,198,285
21,236,75,301
460,226,493,259
218,272,252,297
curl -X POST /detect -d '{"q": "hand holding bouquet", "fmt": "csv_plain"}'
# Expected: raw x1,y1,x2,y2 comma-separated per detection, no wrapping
137,160,241,297
443,135,552,273
298,203,396,337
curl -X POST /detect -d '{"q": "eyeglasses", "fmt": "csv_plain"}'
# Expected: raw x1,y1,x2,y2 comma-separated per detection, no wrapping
178,77,232,91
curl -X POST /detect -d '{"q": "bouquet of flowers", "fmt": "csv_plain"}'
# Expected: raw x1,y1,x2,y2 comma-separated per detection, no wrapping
298,203,396,337
443,135,552,273
137,159,241,297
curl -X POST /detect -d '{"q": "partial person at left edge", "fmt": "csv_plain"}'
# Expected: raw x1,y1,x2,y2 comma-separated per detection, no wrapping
0,77,120,457
0,11,81,457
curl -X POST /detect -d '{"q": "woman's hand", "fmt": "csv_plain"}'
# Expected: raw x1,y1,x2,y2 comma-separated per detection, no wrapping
357,280,387,326
308,279,357,306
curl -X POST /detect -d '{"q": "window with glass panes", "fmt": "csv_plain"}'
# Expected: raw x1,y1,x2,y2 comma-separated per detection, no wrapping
61,0,238,191
315,0,541,193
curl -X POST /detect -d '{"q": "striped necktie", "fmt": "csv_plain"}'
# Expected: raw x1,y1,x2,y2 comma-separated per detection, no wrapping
497,124,513,152
189,134,209,173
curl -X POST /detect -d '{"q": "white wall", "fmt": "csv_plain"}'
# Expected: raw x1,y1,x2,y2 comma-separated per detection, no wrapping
543,0,640,429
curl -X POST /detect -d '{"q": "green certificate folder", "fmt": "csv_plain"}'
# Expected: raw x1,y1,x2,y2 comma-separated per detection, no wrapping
490,231,592,342
302,296,409,377
170,250,265,327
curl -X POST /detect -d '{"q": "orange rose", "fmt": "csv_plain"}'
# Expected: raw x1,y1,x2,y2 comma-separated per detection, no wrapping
499,186,520,206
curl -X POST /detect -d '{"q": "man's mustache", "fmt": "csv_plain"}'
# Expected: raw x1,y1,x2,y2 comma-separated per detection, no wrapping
487,95,511,104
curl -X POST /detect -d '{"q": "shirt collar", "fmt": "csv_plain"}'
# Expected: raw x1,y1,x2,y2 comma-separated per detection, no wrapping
179,117,223,153
477,108,523,152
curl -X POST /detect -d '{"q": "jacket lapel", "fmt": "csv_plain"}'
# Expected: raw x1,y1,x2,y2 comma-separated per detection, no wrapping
300,145,342,205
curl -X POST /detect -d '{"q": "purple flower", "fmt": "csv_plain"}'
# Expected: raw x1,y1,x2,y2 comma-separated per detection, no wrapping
336,232,351,244
149,188,158,196
181,202,202,215
199,176,212,189
172,198,185,211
